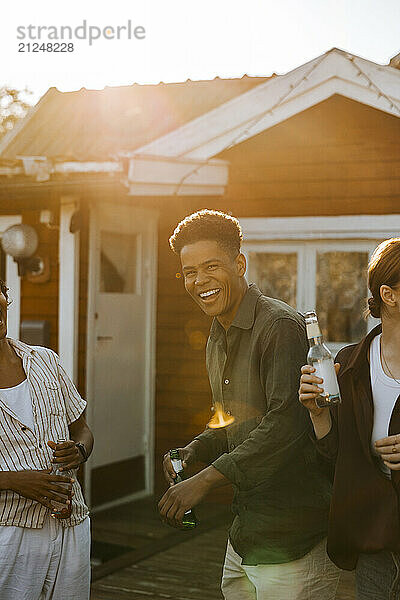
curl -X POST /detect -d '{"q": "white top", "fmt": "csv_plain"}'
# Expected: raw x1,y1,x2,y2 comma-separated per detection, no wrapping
0,379,34,432
370,334,400,475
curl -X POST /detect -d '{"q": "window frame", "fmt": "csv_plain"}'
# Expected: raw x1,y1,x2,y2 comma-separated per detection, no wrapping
241,215,400,353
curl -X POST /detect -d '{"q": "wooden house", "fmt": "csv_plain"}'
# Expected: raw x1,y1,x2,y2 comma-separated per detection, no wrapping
0,48,399,509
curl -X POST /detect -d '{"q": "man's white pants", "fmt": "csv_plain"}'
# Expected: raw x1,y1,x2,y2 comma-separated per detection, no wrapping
0,515,90,600
221,538,340,600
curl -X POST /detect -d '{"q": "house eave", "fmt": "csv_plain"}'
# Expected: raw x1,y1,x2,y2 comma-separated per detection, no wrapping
127,154,228,196
0,154,229,196
133,48,400,161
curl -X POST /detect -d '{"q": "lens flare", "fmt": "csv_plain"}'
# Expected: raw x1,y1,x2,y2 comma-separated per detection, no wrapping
207,402,235,429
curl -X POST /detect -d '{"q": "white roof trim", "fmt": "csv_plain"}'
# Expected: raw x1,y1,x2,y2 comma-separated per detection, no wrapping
0,165,24,176
127,154,228,195
135,49,400,161
55,161,123,174
0,159,123,183
128,183,226,196
240,214,400,241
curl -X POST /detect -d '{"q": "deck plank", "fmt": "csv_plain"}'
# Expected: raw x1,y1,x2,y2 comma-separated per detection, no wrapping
91,522,356,599
90,498,356,599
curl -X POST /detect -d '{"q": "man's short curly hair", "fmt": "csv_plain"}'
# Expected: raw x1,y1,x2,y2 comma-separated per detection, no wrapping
169,209,243,258
0,279,9,304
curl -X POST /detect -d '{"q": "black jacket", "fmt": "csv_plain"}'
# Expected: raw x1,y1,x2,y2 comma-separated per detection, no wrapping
317,324,400,570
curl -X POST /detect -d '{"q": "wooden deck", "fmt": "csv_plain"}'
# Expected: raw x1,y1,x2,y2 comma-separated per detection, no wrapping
90,498,356,600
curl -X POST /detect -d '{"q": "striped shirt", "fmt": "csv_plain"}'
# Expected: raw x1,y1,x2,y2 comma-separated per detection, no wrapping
0,338,88,528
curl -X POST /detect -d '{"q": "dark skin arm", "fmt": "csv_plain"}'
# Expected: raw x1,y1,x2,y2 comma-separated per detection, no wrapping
0,416,93,509
162,440,205,485
158,464,230,528
48,414,94,471
0,469,74,510
0,415,93,509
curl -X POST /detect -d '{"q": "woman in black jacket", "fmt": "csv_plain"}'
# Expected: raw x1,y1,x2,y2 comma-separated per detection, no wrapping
299,237,400,600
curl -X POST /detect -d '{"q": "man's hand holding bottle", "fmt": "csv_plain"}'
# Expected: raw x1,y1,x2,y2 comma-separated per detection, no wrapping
160,441,228,529
162,443,198,486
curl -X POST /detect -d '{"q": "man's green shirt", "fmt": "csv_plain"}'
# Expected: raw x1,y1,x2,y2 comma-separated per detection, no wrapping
193,284,331,565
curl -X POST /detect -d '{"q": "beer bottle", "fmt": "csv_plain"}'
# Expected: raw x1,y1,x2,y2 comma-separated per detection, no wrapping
169,449,198,530
304,311,341,408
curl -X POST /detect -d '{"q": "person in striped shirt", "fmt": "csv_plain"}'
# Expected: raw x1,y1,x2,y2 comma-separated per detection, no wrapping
0,279,94,600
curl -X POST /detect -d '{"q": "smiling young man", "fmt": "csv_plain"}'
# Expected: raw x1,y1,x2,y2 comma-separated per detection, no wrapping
159,210,340,600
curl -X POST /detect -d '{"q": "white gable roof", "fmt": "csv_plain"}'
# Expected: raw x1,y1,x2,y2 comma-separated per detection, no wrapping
133,48,400,162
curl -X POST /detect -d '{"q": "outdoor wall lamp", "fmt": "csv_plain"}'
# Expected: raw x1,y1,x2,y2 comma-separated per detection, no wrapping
1,224,48,279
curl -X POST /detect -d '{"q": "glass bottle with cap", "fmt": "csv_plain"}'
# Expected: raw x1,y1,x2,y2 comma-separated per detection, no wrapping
304,310,341,408
50,437,74,519
169,449,198,529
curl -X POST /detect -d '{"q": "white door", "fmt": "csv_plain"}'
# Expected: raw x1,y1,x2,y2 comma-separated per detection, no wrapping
87,203,157,509
0,216,21,339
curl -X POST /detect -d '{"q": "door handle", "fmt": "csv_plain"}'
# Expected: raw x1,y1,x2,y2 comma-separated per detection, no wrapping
97,336,113,341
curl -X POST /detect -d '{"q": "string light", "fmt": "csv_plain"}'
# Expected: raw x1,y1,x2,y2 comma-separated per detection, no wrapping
222,53,328,152
174,163,202,195
351,57,400,115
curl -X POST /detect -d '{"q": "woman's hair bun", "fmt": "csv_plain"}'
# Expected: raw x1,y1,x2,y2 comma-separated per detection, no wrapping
368,238,400,321
367,296,381,318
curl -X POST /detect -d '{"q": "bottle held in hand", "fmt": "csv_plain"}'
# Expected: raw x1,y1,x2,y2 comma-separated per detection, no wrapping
50,438,73,520
169,449,198,530
304,311,341,408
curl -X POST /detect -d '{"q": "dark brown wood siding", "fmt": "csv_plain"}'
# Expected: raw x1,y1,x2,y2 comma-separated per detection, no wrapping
0,192,60,353
20,211,59,351
0,190,90,402
218,95,400,217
